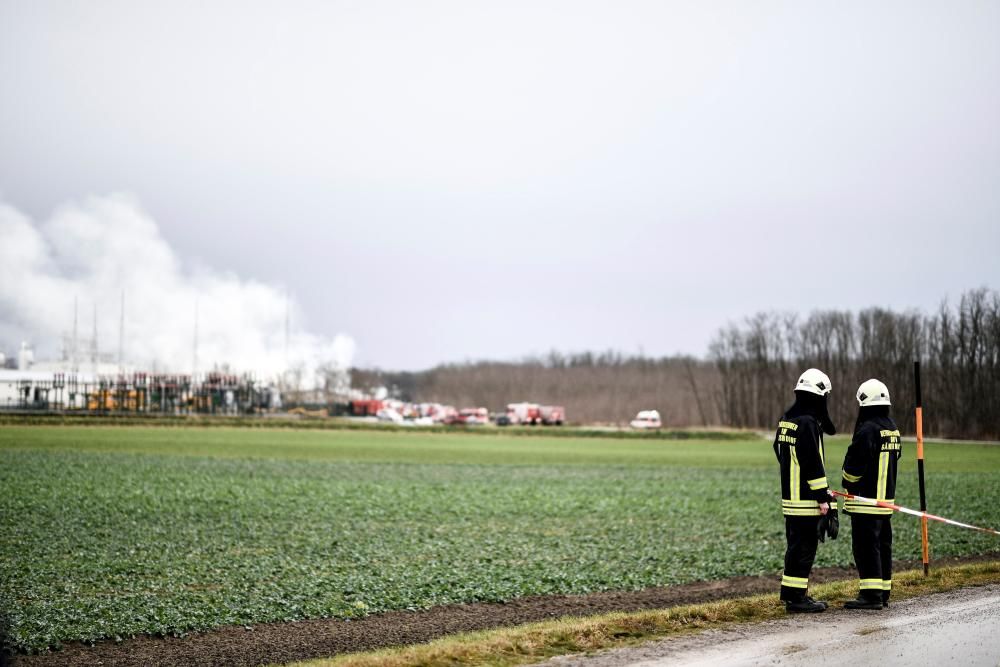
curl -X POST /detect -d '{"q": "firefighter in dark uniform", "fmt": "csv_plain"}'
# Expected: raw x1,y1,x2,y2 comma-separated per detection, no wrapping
841,378,901,610
774,368,839,613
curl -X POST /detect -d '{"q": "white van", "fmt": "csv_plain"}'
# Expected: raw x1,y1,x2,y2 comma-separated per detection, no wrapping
630,409,662,429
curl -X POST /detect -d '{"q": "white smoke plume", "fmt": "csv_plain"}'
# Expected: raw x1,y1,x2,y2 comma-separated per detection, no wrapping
0,194,355,386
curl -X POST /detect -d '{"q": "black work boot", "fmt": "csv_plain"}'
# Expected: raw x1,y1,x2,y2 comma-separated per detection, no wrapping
805,596,829,610
785,597,827,613
882,592,890,609
844,595,883,610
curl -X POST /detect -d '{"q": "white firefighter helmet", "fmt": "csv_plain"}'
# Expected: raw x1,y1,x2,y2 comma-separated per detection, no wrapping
856,378,891,406
795,368,832,396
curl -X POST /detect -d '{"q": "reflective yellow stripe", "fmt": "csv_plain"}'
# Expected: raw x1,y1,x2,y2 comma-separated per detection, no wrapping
783,507,822,516
845,498,894,506
877,451,890,500
882,580,892,591
782,574,808,588
844,501,893,515
790,446,800,501
842,471,861,483
819,434,825,466
859,578,883,590
779,421,799,431
783,500,820,507
845,506,894,515
807,476,828,490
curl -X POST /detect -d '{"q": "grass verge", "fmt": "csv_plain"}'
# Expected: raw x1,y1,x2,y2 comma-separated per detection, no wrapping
285,560,1000,667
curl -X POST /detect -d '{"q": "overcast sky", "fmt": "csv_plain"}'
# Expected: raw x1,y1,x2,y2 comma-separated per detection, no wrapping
1,1,998,370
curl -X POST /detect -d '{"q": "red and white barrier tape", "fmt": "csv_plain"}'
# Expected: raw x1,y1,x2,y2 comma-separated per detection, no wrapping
829,490,1000,536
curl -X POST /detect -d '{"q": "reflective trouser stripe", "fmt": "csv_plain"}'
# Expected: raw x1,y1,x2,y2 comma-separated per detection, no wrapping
842,471,861,483
782,575,809,589
882,580,892,591
860,578,883,590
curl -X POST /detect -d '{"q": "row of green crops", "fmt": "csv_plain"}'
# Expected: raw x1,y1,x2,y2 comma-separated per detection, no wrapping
1,426,998,652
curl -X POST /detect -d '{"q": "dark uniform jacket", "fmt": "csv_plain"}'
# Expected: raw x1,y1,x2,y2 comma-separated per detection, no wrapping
773,415,831,516
842,415,902,515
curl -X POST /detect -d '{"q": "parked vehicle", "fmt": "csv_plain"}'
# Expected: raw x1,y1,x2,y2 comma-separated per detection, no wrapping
540,405,565,425
630,409,662,429
376,407,404,424
457,407,489,425
350,399,384,417
506,402,542,425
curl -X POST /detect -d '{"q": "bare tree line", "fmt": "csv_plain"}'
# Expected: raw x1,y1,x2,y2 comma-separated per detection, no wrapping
352,352,721,426
710,288,1000,439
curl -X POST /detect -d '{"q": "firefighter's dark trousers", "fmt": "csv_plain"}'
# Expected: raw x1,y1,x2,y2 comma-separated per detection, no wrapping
781,515,820,601
850,514,893,603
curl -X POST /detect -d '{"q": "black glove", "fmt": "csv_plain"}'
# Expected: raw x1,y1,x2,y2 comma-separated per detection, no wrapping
826,508,839,540
817,506,839,542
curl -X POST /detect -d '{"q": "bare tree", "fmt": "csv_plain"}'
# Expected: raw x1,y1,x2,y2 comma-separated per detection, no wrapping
708,288,999,439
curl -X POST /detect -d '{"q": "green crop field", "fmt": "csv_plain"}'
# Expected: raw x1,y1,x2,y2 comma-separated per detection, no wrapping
2,425,999,652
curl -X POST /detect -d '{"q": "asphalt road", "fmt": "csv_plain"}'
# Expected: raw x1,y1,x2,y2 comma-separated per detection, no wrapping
545,584,1000,667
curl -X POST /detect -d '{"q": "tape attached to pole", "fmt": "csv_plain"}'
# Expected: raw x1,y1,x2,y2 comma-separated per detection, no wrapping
829,490,1000,537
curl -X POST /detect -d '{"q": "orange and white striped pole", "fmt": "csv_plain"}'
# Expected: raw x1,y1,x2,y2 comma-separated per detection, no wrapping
915,361,930,576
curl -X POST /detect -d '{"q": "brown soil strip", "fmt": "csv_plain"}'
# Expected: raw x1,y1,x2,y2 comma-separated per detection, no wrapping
14,553,998,667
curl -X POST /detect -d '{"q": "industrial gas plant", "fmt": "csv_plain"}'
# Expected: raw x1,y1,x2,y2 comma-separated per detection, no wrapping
0,342,281,415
